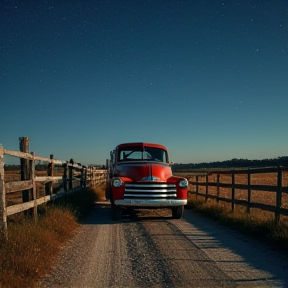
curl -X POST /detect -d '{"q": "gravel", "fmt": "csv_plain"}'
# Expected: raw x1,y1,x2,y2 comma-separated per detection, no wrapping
38,206,288,288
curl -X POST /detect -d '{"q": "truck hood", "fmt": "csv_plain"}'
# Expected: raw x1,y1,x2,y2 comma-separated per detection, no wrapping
115,162,172,182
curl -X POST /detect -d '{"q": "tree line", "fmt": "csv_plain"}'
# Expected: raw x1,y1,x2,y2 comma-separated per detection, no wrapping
5,156,288,172
172,156,288,171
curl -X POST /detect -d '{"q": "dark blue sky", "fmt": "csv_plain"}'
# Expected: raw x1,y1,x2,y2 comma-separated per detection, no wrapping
1,0,288,165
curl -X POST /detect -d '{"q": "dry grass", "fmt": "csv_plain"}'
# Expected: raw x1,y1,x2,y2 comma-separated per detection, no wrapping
89,184,107,201
0,207,79,288
0,185,106,288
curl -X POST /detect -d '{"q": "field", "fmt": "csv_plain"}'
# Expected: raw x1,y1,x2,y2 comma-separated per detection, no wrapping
177,170,288,222
4,169,64,181
4,170,66,207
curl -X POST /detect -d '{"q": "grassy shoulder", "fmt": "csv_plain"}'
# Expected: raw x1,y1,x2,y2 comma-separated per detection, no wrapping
0,185,106,288
186,195,288,254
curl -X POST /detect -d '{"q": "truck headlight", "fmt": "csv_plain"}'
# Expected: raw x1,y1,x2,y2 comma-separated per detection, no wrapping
113,178,123,187
179,179,188,188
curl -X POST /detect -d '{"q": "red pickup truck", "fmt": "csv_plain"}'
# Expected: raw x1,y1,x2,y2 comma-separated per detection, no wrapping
108,142,188,220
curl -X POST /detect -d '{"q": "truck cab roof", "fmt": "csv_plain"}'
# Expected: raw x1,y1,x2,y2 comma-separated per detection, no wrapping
115,142,168,151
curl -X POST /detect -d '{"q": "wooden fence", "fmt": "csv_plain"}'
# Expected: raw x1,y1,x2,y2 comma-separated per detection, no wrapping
0,137,108,240
187,166,288,223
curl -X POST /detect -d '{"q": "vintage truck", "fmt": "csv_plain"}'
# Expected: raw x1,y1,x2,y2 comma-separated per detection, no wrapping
108,142,188,220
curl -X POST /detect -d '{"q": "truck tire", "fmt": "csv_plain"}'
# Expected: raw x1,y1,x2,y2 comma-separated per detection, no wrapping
111,204,122,221
172,206,184,219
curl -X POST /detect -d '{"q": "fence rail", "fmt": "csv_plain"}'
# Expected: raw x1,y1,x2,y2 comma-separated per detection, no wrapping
0,137,107,240
187,166,288,223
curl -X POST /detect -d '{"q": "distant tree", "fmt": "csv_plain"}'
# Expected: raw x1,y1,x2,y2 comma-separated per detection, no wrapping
172,156,288,171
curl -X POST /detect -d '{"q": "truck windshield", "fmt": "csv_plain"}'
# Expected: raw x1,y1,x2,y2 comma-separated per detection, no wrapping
118,146,168,163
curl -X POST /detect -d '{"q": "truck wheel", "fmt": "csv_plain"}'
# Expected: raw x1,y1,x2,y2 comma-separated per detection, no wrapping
172,206,184,219
111,204,122,221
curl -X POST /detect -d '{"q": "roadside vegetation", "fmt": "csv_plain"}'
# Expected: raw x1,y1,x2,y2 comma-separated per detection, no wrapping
187,194,288,254
0,185,106,288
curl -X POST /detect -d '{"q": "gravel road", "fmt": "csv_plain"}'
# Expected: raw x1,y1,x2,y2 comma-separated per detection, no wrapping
39,206,288,288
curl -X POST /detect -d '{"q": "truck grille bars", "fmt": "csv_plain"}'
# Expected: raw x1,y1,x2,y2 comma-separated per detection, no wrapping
124,183,177,199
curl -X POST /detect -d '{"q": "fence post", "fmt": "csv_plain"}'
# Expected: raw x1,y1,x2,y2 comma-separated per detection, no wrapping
84,167,88,187
63,162,68,192
47,154,54,196
93,169,96,186
91,168,93,185
30,152,37,220
106,159,110,177
247,169,251,213
0,146,8,241
93,168,96,186
68,159,73,190
231,170,235,212
106,159,110,188
216,174,220,203
19,137,32,205
275,167,283,225
90,167,93,186
205,174,209,201
19,137,33,216
80,167,84,187
195,175,199,200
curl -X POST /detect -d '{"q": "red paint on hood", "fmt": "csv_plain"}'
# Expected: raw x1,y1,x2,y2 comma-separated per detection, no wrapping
115,162,172,182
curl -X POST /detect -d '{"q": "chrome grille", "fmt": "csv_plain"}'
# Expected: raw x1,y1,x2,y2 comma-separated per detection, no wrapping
124,183,177,199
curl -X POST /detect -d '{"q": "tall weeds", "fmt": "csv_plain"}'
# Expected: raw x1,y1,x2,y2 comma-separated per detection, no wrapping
0,186,105,288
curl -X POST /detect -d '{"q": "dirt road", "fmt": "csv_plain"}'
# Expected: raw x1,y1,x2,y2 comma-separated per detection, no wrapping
39,207,288,288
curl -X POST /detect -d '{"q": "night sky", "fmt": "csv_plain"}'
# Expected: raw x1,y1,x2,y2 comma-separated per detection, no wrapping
1,0,288,165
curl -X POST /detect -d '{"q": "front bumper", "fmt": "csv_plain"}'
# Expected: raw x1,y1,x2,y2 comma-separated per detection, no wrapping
114,199,187,207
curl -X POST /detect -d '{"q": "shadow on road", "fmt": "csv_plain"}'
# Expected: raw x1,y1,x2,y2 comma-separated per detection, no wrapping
82,206,288,286
84,206,174,225
182,209,288,287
